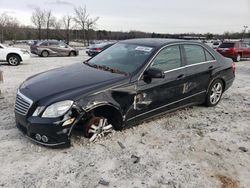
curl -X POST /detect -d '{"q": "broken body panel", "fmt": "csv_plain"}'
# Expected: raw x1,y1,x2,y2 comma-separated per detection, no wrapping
15,39,235,147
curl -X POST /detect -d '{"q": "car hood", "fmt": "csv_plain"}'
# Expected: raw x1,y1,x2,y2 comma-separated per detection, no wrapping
5,47,22,52
19,63,129,104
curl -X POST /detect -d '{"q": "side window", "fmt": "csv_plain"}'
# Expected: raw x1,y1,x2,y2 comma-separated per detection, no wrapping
50,41,59,46
241,43,247,48
183,45,206,65
41,42,48,46
205,50,215,61
151,45,182,71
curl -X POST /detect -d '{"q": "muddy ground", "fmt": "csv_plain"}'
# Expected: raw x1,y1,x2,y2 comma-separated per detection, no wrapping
0,48,249,188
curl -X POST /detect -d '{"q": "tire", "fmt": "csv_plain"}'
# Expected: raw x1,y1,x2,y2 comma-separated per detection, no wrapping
83,116,113,142
233,54,241,62
205,79,224,107
7,54,21,66
41,50,49,57
69,51,76,56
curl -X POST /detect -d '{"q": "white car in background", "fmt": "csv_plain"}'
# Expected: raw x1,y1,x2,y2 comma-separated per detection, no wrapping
0,44,30,66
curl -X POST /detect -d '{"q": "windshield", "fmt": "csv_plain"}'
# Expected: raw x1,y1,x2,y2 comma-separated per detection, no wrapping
219,43,235,48
87,43,155,74
0,44,6,48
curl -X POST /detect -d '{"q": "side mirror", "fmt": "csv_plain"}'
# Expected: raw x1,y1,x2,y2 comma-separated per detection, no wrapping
144,67,165,79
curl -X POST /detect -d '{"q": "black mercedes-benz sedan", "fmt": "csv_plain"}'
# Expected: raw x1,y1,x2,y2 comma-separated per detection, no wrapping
15,39,235,147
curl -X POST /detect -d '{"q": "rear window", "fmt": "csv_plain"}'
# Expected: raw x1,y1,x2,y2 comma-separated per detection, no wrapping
219,43,235,48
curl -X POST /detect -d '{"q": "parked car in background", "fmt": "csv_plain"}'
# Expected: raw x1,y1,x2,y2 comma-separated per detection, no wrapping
0,43,30,66
30,40,79,57
15,39,235,147
212,41,221,49
86,42,115,57
217,41,250,62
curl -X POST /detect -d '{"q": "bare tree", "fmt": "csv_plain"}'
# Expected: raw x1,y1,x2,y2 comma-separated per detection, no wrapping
0,13,10,43
31,8,45,40
45,10,56,40
62,15,73,44
86,17,99,45
74,6,89,45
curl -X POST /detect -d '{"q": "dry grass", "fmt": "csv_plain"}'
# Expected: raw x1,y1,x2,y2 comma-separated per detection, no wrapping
217,175,241,188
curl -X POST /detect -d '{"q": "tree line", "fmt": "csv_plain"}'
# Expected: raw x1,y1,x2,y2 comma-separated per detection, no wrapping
0,6,249,46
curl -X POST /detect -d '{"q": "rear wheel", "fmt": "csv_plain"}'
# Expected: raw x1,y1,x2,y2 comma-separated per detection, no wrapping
7,54,20,66
69,51,76,56
84,116,113,142
205,79,224,107
233,54,241,62
41,50,49,57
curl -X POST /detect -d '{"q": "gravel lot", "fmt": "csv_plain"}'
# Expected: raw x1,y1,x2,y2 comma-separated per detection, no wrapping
0,47,250,188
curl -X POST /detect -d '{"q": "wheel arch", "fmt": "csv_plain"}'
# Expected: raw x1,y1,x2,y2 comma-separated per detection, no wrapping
69,50,77,56
7,53,22,62
84,103,124,130
207,76,226,94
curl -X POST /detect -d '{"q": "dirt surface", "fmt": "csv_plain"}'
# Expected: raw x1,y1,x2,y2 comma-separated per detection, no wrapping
0,47,250,188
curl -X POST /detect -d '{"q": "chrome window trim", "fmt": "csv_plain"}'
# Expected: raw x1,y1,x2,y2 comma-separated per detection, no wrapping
163,60,216,74
138,42,216,80
127,90,206,121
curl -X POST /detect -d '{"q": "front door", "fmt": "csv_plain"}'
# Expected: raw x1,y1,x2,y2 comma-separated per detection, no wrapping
126,45,186,121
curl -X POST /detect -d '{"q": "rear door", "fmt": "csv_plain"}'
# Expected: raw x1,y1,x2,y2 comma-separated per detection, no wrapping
182,44,216,101
48,41,61,56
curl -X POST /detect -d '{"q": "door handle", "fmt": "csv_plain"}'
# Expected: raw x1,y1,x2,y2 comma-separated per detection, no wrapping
209,65,214,69
176,74,184,80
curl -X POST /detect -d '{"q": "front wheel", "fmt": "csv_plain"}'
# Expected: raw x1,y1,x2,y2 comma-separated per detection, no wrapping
69,51,76,56
41,50,49,57
205,79,224,107
84,116,113,142
7,55,20,66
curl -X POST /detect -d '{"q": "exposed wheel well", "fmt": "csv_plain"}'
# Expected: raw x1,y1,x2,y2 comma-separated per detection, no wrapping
88,105,123,131
7,53,22,61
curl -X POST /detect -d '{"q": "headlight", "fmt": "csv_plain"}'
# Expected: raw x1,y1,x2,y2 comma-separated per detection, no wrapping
34,100,73,118
21,49,29,54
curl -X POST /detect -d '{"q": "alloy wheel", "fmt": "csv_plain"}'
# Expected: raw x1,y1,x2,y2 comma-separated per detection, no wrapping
210,82,223,105
85,117,113,142
9,56,18,65
236,54,241,62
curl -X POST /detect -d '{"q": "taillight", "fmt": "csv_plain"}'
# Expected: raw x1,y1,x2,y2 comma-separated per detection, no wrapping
95,48,102,52
232,62,236,74
229,48,236,51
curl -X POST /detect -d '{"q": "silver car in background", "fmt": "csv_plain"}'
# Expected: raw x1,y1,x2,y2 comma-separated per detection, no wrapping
30,40,79,57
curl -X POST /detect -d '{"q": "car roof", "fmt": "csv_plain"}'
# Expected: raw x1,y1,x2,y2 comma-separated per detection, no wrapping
121,38,189,48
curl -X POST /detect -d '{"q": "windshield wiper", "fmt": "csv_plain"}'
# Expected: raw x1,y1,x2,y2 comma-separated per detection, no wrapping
83,61,128,76
99,65,128,76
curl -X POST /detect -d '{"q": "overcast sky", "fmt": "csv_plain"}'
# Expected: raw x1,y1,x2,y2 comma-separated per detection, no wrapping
0,0,249,34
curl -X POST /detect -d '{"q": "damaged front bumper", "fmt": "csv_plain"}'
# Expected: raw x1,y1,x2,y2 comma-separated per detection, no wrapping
15,107,85,147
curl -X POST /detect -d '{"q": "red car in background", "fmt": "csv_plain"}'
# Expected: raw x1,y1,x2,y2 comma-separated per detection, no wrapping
217,41,250,62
